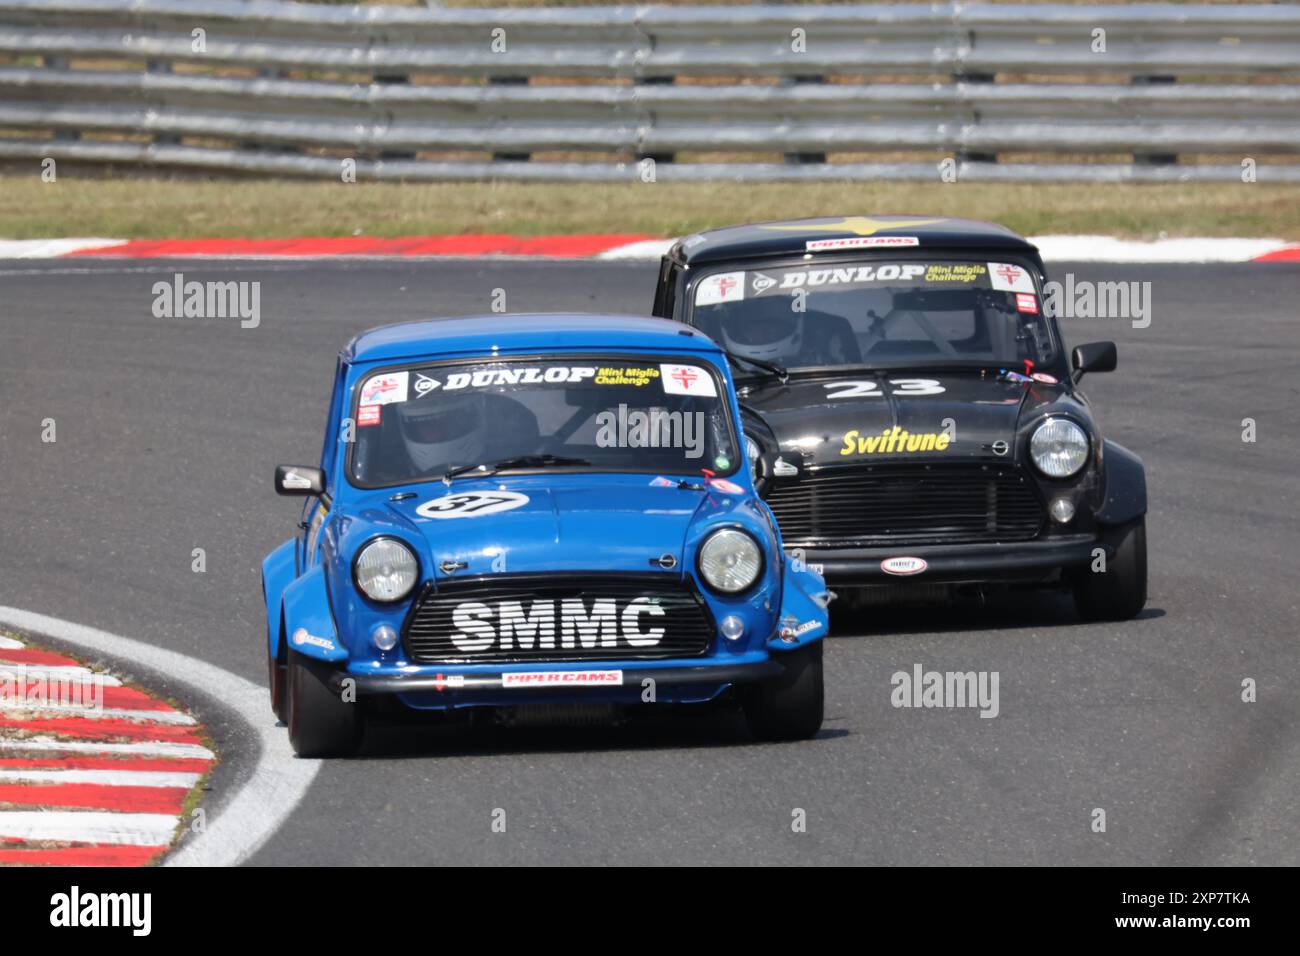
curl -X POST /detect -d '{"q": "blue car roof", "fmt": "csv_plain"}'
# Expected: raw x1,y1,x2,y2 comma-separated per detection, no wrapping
343,313,721,364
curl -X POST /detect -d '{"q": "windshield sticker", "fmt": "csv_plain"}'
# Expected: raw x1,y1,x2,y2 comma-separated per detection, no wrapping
806,236,919,252
988,262,1035,293
413,372,441,397
595,366,660,387
360,371,409,407
357,405,381,427
416,491,531,519
923,263,987,283
661,364,718,397
764,263,927,293
1016,292,1038,313
435,366,598,391
695,271,745,306
840,427,952,456
750,272,778,293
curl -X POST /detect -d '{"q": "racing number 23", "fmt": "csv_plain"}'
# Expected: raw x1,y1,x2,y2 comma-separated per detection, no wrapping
824,379,945,400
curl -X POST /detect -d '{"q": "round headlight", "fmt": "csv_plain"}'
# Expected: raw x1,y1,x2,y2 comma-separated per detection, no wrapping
1030,418,1089,478
354,537,418,602
744,436,761,482
698,528,763,594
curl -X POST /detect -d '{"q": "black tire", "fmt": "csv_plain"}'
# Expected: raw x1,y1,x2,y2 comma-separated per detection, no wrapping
268,646,287,724
286,649,363,757
743,641,824,741
1073,516,1148,622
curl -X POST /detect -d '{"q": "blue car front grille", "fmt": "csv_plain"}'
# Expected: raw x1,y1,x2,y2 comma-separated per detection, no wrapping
402,573,716,665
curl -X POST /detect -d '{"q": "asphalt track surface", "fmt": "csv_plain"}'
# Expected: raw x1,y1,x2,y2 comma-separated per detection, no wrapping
1,258,1297,866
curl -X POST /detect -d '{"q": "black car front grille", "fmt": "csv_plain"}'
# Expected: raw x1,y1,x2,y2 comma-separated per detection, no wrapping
765,463,1045,547
403,574,716,665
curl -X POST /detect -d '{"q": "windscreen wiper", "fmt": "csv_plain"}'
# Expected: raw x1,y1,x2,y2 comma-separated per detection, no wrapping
441,453,591,485
723,349,788,385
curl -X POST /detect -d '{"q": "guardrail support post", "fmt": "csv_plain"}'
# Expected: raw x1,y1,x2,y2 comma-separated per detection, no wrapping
375,72,417,161
955,72,997,165
146,60,180,146
1131,75,1179,166
635,76,675,165
41,56,79,142
783,76,826,165
489,77,531,162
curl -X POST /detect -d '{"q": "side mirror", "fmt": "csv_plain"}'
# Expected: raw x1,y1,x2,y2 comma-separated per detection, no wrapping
275,465,325,497
1072,341,1118,380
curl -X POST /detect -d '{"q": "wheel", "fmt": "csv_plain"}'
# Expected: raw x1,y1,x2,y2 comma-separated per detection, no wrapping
286,648,363,757
268,645,287,724
743,641,824,741
1073,517,1148,622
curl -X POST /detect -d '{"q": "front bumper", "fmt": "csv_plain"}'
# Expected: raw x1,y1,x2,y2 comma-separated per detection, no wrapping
328,658,784,696
805,534,1105,585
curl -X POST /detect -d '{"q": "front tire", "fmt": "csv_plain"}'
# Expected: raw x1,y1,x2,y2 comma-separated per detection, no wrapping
268,646,287,724
1073,516,1148,621
286,649,363,757
743,641,824,741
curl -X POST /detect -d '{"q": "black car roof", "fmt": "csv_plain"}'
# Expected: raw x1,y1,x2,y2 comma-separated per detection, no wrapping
668,215,1039,266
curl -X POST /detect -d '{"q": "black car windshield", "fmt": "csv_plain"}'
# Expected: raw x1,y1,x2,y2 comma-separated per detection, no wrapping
349,356,739,487
690,259,1058,371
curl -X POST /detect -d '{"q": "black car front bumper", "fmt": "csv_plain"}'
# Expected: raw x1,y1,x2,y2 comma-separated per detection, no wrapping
803,534,1105,585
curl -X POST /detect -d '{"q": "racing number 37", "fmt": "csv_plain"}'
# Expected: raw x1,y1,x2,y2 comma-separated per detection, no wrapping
415,491,531,519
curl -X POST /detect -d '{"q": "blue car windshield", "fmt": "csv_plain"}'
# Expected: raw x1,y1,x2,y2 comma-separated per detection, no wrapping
349,356,739,487
690,258,1058,370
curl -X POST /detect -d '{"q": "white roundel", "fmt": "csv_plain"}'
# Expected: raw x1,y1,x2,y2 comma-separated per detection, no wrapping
881,556,927,576
416,491,530,519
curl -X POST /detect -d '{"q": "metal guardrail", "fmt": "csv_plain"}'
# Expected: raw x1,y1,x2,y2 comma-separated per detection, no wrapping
1,1,1298,182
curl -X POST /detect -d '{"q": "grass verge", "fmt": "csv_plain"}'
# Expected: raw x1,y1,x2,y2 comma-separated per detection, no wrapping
2,176,1298,240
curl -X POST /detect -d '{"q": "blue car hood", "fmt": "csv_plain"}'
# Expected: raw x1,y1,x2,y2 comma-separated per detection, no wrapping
381,475,717,576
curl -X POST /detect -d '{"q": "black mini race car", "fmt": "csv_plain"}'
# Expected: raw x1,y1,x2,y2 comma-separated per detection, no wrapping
649,216,1147,620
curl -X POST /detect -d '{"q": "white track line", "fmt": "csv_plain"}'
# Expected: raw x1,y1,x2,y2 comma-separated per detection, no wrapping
0,702,194,724
1029,235,1289,263
0,810,178,847
0,607,320,866
0,768,202,788
0,636,23,650
0,736,215,759
0,238,126,258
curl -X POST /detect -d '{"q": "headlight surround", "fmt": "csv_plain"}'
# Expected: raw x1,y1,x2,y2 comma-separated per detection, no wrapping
353,537,419,602
697,528,764,594
1029,418,1089,478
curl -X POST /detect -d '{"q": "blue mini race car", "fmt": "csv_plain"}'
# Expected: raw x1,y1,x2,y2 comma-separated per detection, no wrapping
263,314,831,756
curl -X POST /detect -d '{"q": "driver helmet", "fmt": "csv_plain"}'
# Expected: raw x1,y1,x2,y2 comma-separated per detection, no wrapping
395,391,488,474
718,300,803,363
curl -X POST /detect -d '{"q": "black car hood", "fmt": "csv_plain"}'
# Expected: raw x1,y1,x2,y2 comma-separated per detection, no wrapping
739,369,1068,468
